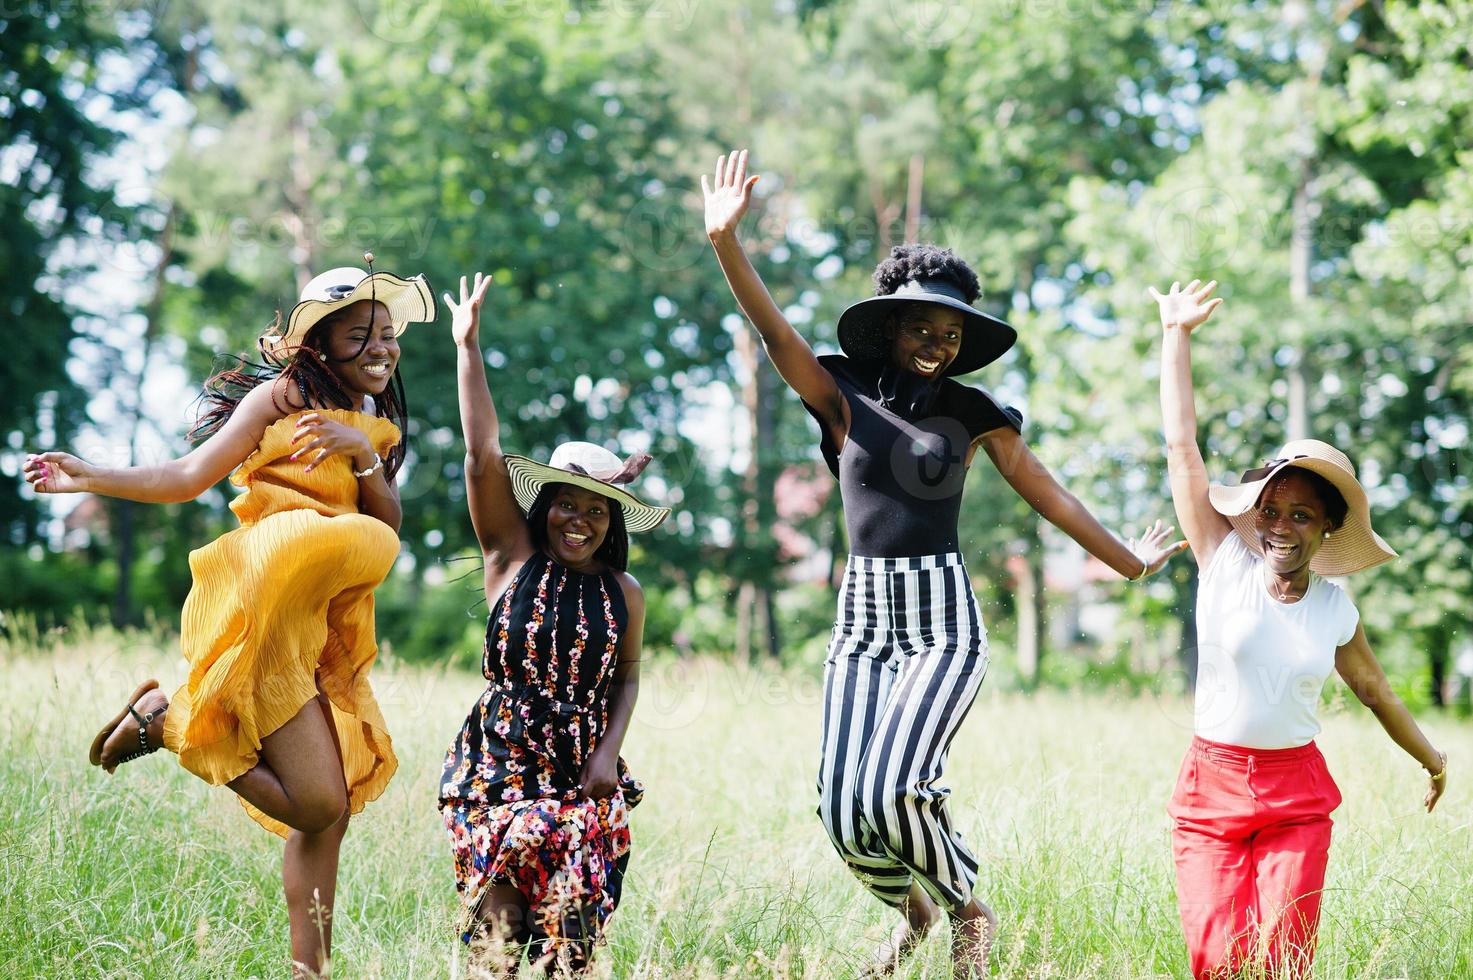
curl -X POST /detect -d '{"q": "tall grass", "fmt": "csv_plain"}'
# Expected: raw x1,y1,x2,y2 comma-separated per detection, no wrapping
1,625,1468,978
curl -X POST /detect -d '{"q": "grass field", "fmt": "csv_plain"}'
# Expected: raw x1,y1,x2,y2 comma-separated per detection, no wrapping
2,623,1469,978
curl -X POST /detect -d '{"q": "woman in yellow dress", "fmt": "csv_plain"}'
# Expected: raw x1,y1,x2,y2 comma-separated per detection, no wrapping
22,258,434,977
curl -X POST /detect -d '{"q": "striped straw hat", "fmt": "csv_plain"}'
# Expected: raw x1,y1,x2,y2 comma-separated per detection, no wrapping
505,442,670,534
1208,439,1396,576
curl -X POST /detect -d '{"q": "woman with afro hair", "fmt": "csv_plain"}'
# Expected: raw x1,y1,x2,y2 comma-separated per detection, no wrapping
703,150,1185,977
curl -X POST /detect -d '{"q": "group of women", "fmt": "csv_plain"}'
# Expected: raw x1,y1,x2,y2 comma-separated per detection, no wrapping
22,150,1448,979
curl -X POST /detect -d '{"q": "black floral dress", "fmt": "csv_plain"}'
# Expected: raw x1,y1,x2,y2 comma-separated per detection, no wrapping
439,553,644,960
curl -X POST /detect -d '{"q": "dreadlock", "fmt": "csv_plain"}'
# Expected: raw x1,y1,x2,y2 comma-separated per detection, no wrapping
190,301,410,480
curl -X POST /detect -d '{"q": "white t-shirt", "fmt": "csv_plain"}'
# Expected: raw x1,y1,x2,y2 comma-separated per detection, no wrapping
1193,533,1360,749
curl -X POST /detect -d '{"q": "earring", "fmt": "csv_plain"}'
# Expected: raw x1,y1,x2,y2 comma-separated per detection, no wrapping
1324,530,1332,538
318,352,328,362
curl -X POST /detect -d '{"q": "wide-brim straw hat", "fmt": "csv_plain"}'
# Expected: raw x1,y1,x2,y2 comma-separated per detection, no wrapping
506,442,670,534
836,277,1016,377
1208,438,1396,576
265,264,435,354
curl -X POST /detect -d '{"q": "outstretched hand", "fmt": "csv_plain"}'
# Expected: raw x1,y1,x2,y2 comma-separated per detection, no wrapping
1127,519,1189,579
22,452,93,494
444,272,492,347
702,148,760,240
1149,279,1223,333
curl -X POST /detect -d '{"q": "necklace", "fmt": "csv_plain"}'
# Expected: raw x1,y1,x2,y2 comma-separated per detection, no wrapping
1264,567,1307,603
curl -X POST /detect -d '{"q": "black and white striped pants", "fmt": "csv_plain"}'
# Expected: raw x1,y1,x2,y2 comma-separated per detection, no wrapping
816,552,989,910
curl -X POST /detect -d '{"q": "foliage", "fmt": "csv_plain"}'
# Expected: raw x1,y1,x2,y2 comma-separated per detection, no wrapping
3,0,1470,700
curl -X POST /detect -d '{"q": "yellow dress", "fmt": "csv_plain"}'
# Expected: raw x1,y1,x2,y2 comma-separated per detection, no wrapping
161,408,402,837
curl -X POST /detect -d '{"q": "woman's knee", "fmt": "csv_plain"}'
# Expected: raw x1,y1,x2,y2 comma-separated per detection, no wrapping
290,785,349,834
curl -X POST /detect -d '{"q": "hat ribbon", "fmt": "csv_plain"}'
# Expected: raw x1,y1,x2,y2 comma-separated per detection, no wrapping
561,452,652,486
1238,454,1310,484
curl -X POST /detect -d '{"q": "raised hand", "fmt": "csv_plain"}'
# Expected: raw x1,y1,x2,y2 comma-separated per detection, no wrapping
1127,519,1189,579
443,272,493,347
1149,279,1223,333
702,148,760,240
22,452,94,494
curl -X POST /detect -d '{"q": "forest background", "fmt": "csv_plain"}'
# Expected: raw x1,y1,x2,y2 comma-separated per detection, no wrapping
5,0,1471,705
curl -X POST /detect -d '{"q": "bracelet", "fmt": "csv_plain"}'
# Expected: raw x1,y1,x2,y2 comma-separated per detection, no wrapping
1427,752,1447,782
353,452,383,479
1128,558,1148,582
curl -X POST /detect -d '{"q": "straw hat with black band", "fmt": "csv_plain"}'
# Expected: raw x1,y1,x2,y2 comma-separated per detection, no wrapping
1209,438,1396,577
836,277,1017,378
264,257,436,355
506,442,670,534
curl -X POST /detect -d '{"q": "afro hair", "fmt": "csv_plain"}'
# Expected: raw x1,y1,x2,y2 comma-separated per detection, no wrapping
872,244,980,304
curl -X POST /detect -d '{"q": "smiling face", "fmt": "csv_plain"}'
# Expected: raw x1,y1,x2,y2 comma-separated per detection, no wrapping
1253,470,1338,577
545,483,613,570
887,302,964,379
315,300,399,397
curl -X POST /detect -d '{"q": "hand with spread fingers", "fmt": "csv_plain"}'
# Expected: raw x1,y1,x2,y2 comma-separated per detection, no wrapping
22,452,95,495
291,412,375,474
1149,279,1223,333
702,148,761,241
444,271,493,348
1127,519,1190,579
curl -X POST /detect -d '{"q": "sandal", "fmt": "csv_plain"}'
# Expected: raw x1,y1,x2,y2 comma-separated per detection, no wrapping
89,679,167,770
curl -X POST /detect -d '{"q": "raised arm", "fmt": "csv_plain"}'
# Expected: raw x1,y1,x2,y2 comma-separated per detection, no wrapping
23,379,290,504
979,427,1184,580
1151,279,1231,568
703,149,847,444
445,273,532,568
1335,623,1447,812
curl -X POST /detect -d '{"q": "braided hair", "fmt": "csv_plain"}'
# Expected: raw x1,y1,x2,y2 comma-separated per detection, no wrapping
190,301,410,479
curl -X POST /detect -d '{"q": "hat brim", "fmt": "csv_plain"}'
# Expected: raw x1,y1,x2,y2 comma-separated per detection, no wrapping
1208,458,1396,576
505,455,670,534
836,293,1016,377
274,272,436,352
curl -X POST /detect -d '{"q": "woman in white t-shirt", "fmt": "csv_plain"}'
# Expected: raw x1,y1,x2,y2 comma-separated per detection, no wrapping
1151,279,1448,980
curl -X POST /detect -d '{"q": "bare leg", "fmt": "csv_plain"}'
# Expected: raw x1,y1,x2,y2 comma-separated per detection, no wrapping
284,806,350,978
469,884,532,979
226,689,349,834
949,897,997,980
100,680,352,976
277,690,352,978
861,882,942,978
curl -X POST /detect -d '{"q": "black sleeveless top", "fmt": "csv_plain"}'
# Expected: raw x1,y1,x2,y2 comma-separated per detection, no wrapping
439,553,629,805
803,354,1022,558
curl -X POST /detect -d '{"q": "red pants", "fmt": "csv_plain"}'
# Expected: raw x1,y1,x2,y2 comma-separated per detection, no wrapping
1168,737,1342,980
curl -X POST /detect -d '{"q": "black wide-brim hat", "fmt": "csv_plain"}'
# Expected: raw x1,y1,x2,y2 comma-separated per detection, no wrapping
836,277,1016,377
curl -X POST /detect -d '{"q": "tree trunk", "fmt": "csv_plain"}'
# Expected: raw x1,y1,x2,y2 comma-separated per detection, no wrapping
1013,543,1040,688
1428,627,1449,709
112,203,178,628
1286,170,1313,442
903,154,924,244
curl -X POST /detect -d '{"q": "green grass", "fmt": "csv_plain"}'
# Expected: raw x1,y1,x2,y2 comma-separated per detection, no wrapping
2,625,1469,978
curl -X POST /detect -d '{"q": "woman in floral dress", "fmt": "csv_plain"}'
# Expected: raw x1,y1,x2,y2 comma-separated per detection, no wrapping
437,273,669,976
